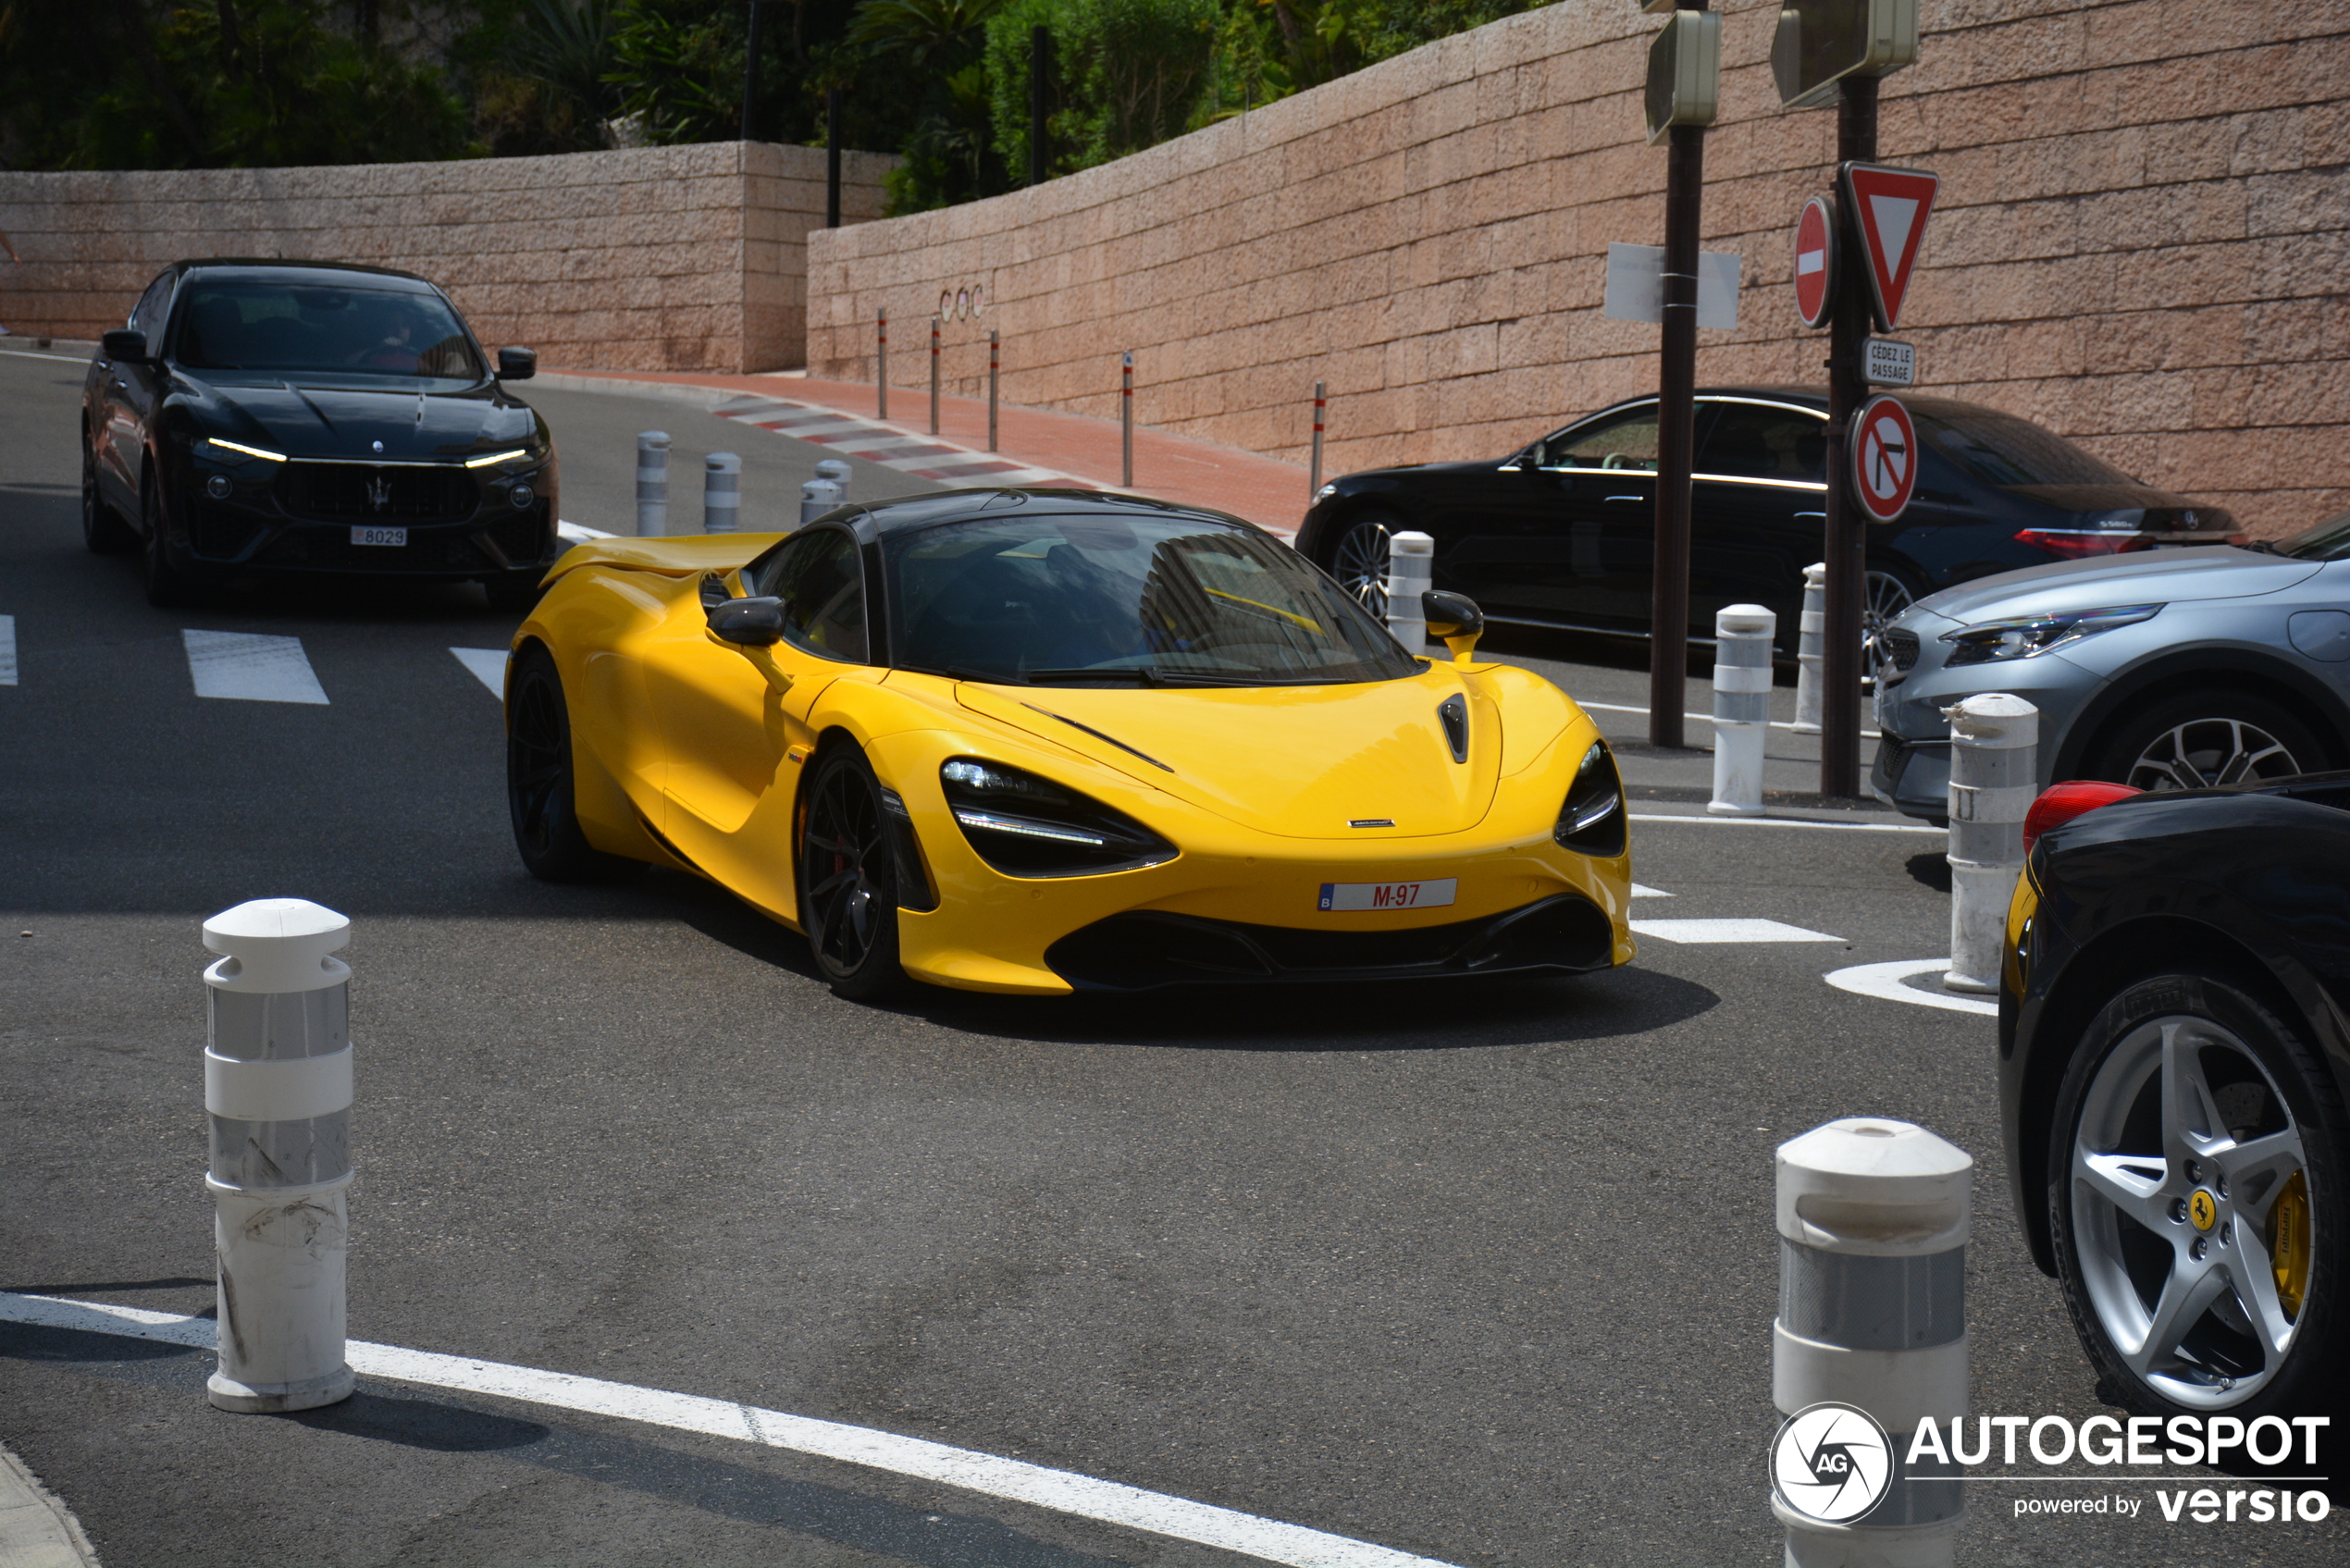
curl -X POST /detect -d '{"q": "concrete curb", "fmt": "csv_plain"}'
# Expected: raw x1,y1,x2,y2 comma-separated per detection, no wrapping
0,1443,99,1567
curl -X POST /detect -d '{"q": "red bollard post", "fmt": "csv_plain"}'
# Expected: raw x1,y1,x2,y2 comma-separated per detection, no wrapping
1120,352,1133,488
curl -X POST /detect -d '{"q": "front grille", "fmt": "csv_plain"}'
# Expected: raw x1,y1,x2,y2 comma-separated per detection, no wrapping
278,463,477,523
481,506,550,567
1883,627,1920,671
187,499,265,560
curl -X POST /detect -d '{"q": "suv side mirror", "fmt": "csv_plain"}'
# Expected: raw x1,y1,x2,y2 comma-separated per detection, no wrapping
102,328,149,363
1513,448,1542,471
707,595,785,647
1422,588,1485,665
496,346,537,380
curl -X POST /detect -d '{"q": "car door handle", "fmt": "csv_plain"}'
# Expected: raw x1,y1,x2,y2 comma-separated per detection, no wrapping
1604,495,1646,505
1794,512,1825,520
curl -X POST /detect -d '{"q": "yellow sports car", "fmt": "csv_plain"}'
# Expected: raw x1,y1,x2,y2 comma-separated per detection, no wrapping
506,489,1634,997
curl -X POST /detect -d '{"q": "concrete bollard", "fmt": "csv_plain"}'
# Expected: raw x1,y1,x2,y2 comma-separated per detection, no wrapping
1793,562,1827,735
635,431,670,537
1120,351,1134,488
799,478,844,525
1944,694,2037,994
1384,531,1434,652
702,451,740,533
1709,604,1775,817
202,898,358,1414
814,459,852,494
1775,1118,1970,1567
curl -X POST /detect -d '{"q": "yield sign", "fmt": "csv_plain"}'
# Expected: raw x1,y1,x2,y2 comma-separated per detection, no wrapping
1792,195,1836,328
1850,394,1918,523
1840,163,1939,330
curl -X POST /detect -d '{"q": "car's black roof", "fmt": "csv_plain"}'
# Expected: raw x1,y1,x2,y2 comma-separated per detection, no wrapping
168,259,444,294
1590,386,2026,423
844,488,1256,540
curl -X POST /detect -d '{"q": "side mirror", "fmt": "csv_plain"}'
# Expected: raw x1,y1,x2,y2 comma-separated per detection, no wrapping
1512,450,1540,471
496,346,537,381
1422,588,1485,665
707,595,785,647
101,328,149,363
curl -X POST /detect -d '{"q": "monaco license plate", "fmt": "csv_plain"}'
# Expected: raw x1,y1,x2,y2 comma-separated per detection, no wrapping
1318,878,1457,913
350,525,408,547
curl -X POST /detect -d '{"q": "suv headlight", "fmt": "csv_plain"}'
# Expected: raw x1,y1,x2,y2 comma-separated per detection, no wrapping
1554,739,1626,857
1940,604,2161,666
939,759,1176,877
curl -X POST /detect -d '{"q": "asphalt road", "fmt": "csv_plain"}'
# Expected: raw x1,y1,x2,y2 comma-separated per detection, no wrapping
2,347,2338,1566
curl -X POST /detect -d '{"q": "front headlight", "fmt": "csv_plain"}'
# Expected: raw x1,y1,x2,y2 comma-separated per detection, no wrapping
1554,739,1626,857
1313,483,1337,504
939,759,1176,878
1940,603,2161,666
464,447,537,470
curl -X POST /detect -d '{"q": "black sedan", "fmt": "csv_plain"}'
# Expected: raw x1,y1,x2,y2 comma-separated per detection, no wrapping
80,259,559,608
2006,780,2347,1431
1296,388,2241,655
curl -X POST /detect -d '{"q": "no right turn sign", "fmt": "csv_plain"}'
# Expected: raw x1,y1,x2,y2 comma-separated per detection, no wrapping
1850,395,1918,523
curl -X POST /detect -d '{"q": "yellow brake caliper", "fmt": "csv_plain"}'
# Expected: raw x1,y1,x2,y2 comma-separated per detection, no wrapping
2271,1171,2311,1320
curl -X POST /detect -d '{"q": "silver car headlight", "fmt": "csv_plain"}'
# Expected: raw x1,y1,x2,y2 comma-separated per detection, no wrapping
1940,603,2162,666
1313,483,1338,504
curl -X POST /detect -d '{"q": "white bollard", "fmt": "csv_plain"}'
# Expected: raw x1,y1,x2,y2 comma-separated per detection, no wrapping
1384,531,1434,652
1944,694,2037,994
635,431,670,537
202,899,357,1414
1709,603,1775,817
702,451,741,534
1792,562,1827,735
814,458,852,500
799,477,845,525
1775,1118,1969,1568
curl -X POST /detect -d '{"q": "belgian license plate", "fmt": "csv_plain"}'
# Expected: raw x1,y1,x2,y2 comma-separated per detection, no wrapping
1318,878,1457,912
350,526,407,547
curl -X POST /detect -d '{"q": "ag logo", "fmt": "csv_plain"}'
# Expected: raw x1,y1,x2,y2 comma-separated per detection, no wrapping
1771,1401,1892,1524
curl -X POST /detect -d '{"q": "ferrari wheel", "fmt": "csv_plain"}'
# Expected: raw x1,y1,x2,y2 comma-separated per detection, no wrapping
82,441,134,554
2048,969,2345,1425
141,471,192,607
1327,514,1396,620
506,645,639,883
798,747,905,1000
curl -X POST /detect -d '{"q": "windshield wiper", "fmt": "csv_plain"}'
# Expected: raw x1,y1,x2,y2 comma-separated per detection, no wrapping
1020,667,1162,685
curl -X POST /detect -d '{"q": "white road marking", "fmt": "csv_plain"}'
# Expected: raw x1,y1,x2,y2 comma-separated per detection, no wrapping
1630,919,1844,944
0,1292,1461,1568
0,614,15,685
450,648,509,698
714,397,1104,494
0,349,90,364
182,630,328,704
1824,958,2000,1017
557,520,614,545
1629,812,1943,835
1577,699,1880,738
1629,883,1671,897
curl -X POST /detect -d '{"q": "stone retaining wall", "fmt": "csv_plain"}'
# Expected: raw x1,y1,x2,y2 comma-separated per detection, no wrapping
0,142,893,374
808,0,2350,535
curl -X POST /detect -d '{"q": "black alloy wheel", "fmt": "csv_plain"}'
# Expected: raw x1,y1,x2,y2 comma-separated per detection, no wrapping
81,439,135,554
140,468,192,607
2089,690,2326,793
1328,514,1396,620
2047,969,2344,1430
797,746,905,1000
1861,565,1917,679
506,645,640,883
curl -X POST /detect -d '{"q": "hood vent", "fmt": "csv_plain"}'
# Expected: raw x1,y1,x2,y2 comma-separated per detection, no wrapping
1438,694,1468,763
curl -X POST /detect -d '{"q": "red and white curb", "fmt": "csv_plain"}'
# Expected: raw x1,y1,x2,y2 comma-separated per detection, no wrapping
712,396,1094,491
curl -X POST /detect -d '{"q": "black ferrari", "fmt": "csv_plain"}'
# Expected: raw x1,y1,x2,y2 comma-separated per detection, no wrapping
80,259,560,608
1296,388,2241,656
2006,779,2347,1434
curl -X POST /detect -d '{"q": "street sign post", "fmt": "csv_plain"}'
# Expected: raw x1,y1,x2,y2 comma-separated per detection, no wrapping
1841,163,1939,329
1850,394,1918,523
1792,196,1837,327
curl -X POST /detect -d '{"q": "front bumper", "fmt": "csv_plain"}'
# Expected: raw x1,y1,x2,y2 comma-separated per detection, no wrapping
182,449,561,580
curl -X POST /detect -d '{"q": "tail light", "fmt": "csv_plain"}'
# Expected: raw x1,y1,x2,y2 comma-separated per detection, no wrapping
2013,528,2155,561
2022,781,2142,854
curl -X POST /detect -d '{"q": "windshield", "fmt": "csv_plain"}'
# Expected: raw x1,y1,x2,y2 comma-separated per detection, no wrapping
174,281,484,379
1915,406,2134,488
890,513,1421,686
2282,511,2350,561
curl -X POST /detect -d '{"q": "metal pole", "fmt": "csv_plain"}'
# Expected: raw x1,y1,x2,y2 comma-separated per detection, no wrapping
824,88,842,229
876,306,887,419
1120,351,1133,488
1649,107,1705,752
1310,380,1325,499
740,0,762,143
988,329,1000,451
1029,25,1049,187
930,315,941,435
1821,75,1879,796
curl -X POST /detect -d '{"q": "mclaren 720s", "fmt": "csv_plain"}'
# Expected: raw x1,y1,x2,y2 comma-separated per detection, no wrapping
504,488,1635,997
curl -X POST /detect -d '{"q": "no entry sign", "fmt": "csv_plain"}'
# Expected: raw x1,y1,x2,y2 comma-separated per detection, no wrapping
1841,163,1939,331
1792,196,1836,328
1850,394,1918,523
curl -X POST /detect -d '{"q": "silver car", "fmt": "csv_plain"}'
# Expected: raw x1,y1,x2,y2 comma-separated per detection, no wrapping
1874,518,2350,822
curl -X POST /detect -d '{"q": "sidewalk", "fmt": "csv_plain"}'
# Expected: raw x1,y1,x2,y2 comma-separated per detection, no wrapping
538,368,1314,535
1,1443,98,1567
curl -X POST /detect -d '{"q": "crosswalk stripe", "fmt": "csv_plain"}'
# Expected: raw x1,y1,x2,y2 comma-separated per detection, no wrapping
182,630,329,704
1629,883,1671,897
0,614,15,685
1630,918,1843,944
450,648,509,698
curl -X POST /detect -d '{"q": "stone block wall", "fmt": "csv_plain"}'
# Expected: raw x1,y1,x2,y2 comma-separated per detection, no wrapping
0,142,894,373
809,0,2350,535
